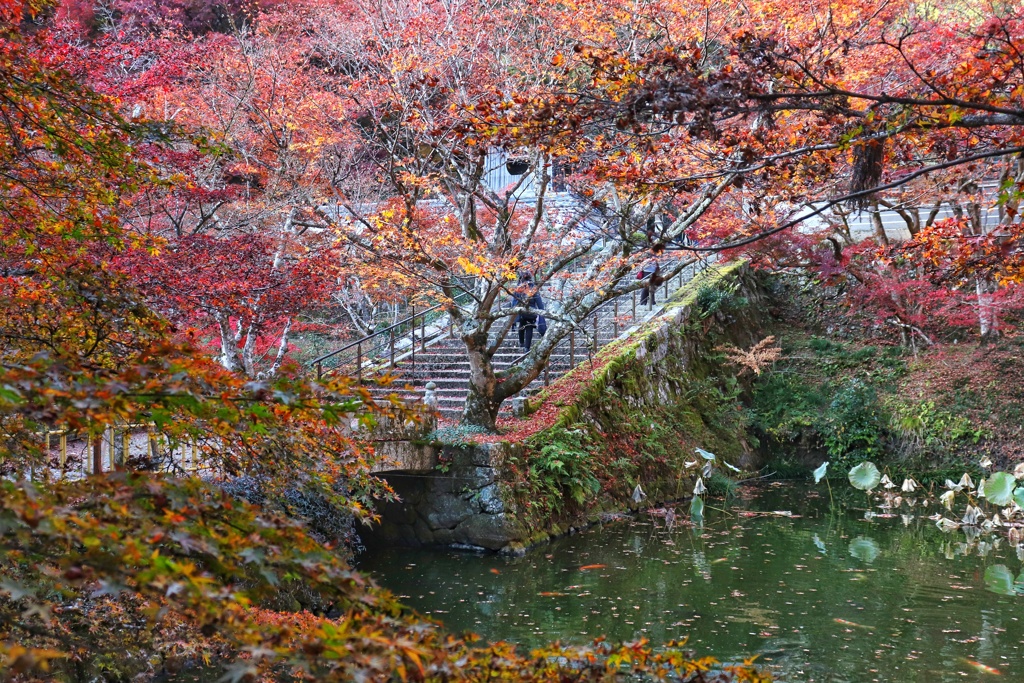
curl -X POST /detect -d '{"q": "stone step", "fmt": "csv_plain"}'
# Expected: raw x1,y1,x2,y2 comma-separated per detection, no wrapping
384,367,574,383
321,267,703,423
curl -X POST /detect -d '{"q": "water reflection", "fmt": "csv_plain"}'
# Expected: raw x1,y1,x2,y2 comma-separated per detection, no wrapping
848,537,880,563
359,483,1024,681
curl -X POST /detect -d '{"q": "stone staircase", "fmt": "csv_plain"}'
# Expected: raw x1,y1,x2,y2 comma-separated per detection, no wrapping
311,259,710,421
368,335,576,420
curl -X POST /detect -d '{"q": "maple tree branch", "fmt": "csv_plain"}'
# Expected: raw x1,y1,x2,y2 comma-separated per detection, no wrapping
673,144,1024,253
753,87,1024,122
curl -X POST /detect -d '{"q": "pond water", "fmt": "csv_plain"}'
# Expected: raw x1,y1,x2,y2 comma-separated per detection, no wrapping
359,483,1024,682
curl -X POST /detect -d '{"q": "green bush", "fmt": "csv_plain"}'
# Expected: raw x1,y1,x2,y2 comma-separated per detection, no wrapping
750,371,826,444
887,398,988,457
820,379,886,465
531,428,601,508
705,470,739,497
694,281,746,318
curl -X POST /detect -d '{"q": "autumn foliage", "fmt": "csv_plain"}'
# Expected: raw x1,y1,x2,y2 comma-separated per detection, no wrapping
0,0,772,680
4,0,1024,676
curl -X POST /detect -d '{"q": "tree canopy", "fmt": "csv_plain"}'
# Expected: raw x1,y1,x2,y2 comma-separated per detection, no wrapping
3,0,1024,677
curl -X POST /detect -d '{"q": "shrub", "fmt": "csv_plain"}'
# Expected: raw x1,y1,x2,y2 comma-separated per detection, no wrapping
820,379,886,465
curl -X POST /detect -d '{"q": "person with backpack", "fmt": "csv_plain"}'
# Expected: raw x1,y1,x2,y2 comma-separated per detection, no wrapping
637,260,662,307
512,277,545,351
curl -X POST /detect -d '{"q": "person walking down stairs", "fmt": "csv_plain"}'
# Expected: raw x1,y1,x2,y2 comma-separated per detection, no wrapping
512,277,545,352
638,259,663,307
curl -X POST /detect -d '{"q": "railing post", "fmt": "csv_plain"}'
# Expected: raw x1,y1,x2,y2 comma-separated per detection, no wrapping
389,328,395,367
570,328,575,367
613,299,619,337
663,277,669,301
632,289,636,320
421,311,426,352
410,306,416,370
593,314,598,352
357,341,362,382
316,361,322,381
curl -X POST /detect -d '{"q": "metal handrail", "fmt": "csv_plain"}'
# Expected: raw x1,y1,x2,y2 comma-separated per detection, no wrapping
309,302,446,367
306,255,708,392
310,303,439,381
309,288,476,381
504,258,693,369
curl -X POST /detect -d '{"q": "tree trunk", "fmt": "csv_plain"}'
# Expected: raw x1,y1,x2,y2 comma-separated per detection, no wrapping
459,324,547,431
461,386,501,432
216,312,244,373
461,330,500,431
870,200,890,246
976,277,999,340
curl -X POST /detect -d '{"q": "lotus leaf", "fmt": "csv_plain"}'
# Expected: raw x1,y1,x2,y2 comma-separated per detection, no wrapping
983,472,1016,506
848,462,881,492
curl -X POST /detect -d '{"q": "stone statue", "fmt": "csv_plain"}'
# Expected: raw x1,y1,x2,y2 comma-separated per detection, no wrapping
423,381,439,411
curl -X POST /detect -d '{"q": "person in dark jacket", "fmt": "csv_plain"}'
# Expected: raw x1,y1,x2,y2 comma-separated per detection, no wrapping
512,279,544,351
638,260,662,307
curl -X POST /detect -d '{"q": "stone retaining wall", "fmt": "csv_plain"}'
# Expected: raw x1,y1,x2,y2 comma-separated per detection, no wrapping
362,442,528,551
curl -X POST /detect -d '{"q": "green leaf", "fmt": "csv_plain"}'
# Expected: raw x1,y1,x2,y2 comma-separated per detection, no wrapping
689,495,704,522
848,462,881,492
983,472,1016,506
0,385,23,404
1014,487,1024,510
813,461,829,484
984,565,1017,596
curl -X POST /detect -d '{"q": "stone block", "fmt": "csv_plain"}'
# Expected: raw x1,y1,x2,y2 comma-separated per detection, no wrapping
468,467,497,487
468,444,496,467
374,441,437,472
413,518,435,545
510,396,528,416
424,493,476,529
432,528,455,545
477,483,504,514
453,513,524,551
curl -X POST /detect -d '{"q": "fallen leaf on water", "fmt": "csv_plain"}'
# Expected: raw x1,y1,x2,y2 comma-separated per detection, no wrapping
961,658,1001,675
834,618,873,630
489,568,500,575
539,591,567,597
579,564,606,571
